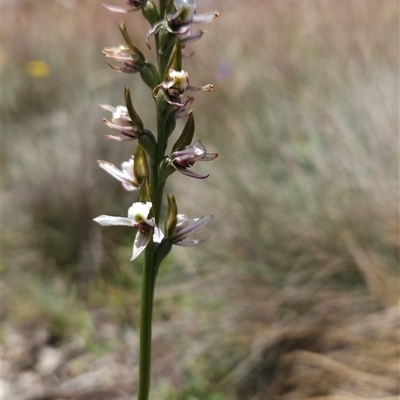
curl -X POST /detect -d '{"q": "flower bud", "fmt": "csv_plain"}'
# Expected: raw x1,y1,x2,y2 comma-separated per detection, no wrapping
138,129,157,159
165,40,182,74
125,86,144,132
138,179,152,204
158,29,175,55
142,1,159,26
172,111,194,152
119,21,145,62
165,113,176,139
165,194,178,237
134,144,149,185
140,62,160,89
155,88,169,117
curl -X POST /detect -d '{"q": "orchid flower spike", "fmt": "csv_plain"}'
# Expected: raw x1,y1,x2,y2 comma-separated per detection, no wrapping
98,158,140,192
100,104,141,141
94,202,164,260
169,140,218,179
170,214,213,246
103,45,143,73
103,0,142,13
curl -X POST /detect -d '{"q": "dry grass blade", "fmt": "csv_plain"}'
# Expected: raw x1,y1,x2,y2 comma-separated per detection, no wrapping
307,397,400,400
282,350,398,392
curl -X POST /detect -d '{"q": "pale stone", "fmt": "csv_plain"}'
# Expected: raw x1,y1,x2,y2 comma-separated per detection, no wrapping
36,346,63,375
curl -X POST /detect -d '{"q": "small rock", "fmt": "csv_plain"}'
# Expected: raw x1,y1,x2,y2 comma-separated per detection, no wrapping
36,346,63,375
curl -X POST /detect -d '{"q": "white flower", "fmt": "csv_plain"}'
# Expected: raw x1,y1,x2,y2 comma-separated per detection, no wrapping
98,158,139,192
170,214,212,246
94,202,164,260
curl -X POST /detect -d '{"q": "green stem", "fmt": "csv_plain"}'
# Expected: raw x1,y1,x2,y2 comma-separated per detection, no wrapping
136,92,168,400
137,243,156,400
159,0,167,20
136,5,173,395
152,113,167,224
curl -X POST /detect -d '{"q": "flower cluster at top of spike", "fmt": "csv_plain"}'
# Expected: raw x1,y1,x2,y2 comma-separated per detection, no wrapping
94,0,219,260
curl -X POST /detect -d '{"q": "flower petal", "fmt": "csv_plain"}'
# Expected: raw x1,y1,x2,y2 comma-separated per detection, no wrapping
98,160,138,189
94,215,134,227
192,12,219,24
180,30,206,46
99,104,116,113
173,214,213,240
105,134,136,141
186,83,214,92
172,145,205,162
102,4,140,13
176,167,209,179
166,24,192,36
131,230,152,260
153,226,164,243
174,237,209,246
200,152,218,161
105,62,140,73
122,182,138,192
102,119,137,132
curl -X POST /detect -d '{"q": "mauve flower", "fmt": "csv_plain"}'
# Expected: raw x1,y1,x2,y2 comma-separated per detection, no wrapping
167,0,218,33
100,104,140,141
169,214,213,246
103,45,143,73
154,69,213,110
169,140,218,179
94,202,163,260
146,0,218,47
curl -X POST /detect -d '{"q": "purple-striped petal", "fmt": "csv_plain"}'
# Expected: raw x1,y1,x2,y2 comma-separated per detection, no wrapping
98,160,138,191
192,12,219,24
153,226,164,243
94,215,134,227
131,231,152,260
173,214,212,239
102,4,141,13
180,30,206,46
174,237,209,246
105,134,136,141
176,167,209,179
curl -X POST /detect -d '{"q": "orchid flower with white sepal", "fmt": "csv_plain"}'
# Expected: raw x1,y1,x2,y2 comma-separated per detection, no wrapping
94,202,163,260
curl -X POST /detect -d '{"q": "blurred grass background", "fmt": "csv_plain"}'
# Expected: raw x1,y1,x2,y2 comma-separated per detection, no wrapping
2,0,399,399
